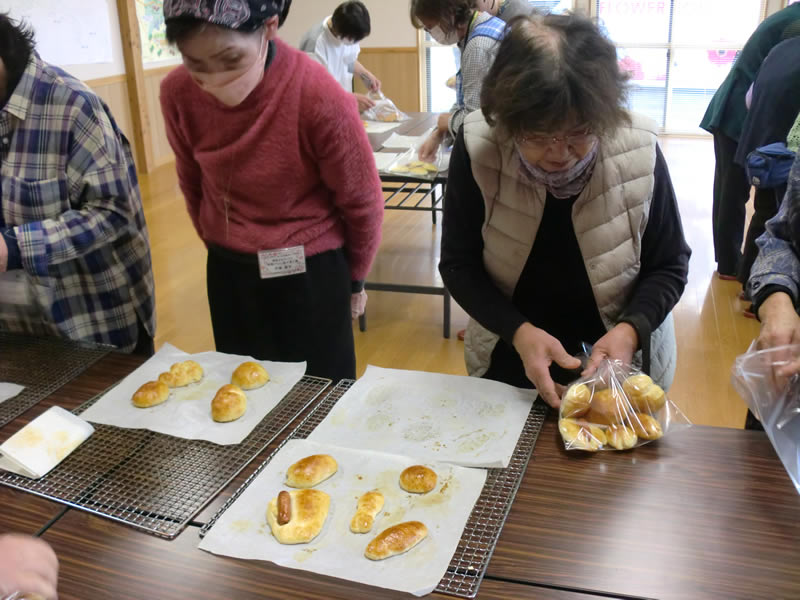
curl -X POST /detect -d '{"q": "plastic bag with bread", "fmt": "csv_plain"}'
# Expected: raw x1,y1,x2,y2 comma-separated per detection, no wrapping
558,358,689,452
382,144,444,181
361,91,410,123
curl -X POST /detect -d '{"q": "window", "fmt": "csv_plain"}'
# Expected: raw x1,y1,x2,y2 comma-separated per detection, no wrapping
595,0,767,134
421,1,574,112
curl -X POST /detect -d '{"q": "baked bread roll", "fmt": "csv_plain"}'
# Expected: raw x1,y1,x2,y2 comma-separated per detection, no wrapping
231,361,270,390
132,381,169,408
266,489,330,544
623,374,667,412
559,418,606,451
211,384,247,422
561,384,591,418
350,490,385,534
399,465,437,494
158,360,203,388
606,424,638,450
628,412,664,440
365,521,428,561
286,454,338,488
584,387,629,425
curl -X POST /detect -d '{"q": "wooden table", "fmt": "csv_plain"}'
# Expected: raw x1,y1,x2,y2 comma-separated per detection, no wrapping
3,352,800,599
363,112,452,338
488,417,800,600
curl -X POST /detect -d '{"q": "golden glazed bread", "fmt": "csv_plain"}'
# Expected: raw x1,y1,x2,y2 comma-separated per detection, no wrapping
211,384,247,422
623,374,667,412
286,454,338,488
231,361,270,390
364,521,428,560
132,381,169,408
266,489,330,544
606,424,638,450
561,384,591,418
399,465,437,494
559,418,607,451
584,387,630,425
157,360,204,388
628,412,664,440
350,490,385,534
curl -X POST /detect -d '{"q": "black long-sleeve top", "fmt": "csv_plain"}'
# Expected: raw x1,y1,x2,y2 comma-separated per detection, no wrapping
439,128,691,387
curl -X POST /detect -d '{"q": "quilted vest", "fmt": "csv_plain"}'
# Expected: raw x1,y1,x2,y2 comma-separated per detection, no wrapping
461,110,677,389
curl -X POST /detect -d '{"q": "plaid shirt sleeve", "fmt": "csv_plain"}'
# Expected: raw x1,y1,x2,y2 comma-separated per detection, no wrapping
448,35,500,138
13,91,138,278
750,155,800,308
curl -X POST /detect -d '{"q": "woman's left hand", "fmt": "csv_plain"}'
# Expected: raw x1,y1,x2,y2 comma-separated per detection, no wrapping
418,131,444,163
351,290,368,319
582,323,639,376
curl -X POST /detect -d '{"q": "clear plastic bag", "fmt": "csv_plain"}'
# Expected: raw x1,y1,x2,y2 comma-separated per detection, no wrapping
381,143,443,180
732,343,800,494
362,91,410,123
558,358,690,451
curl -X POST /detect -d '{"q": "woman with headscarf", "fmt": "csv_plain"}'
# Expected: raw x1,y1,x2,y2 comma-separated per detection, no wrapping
439,13,691,407
159,0,384,380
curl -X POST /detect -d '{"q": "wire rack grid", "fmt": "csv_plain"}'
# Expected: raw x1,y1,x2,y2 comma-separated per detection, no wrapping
200,379,548,598
0,375,331,539
0,332,110,429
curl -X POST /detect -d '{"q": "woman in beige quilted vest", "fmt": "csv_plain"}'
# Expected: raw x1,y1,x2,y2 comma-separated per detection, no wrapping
439,13,691,407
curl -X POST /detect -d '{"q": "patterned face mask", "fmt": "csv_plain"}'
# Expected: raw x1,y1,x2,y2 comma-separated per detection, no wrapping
516,139,600,199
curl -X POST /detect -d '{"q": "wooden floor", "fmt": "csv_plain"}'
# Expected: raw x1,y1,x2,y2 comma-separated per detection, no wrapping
139,135,758,429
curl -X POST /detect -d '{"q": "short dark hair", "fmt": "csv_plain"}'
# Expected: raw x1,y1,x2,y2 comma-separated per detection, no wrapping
0,14,35,99
481,14,631,139
410,0,477,33
332,1,371,42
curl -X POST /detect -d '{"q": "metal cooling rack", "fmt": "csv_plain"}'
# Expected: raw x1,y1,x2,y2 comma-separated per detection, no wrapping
200,379,548,598
0,332,109,428
0,375,330,539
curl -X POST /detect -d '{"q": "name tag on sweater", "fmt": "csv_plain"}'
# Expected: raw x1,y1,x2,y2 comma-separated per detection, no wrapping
257,246,307,279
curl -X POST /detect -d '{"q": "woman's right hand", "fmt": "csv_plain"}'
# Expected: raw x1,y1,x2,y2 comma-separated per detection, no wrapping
0,534,59,600
757,291,800,377
355,93,376,113
512,322,582,408
418,131,444,163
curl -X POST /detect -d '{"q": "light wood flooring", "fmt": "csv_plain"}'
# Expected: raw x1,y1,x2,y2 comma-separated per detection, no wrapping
139,136,758,429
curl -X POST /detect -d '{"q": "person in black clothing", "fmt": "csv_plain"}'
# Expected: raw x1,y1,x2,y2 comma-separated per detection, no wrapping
439,13,691,407
734,37,800,313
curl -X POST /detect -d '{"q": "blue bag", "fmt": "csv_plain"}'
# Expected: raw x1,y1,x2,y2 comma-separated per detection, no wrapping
746,142,796,189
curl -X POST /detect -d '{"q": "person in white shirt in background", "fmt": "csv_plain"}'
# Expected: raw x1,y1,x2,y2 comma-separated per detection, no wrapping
299,1,382,113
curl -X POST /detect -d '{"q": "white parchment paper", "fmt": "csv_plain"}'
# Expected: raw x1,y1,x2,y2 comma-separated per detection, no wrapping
373,152,400,170
79,344,306,445
199,439,487,596
0,383,24,405
364,121,402,134
308,365,537,468
381,130,434,150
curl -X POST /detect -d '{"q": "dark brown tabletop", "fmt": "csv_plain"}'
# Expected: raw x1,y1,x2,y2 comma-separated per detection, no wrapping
0,485,64,535
41,510,615,600
487,417,800,600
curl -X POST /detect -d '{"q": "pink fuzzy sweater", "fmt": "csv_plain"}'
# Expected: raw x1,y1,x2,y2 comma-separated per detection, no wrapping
160,38,383,280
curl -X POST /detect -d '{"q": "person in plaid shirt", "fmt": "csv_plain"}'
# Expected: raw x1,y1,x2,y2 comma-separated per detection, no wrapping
0,15,156,354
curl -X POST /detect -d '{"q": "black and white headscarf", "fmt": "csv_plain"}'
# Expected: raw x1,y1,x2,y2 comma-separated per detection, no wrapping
163,0,292,31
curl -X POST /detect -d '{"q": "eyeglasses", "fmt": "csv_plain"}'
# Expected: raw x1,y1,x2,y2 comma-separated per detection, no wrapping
518,128,594,148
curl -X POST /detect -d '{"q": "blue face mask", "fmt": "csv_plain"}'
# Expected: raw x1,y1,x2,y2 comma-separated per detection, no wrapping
516,139,600,199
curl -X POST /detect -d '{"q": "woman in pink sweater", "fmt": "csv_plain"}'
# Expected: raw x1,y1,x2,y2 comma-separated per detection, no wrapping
160,0,383,380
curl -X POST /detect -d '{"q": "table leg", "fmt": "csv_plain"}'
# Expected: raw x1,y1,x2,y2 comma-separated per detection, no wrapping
359,311,367,332
443,288,451,339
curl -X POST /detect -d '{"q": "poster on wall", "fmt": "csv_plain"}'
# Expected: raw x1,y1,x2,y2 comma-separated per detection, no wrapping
2,0,113,65
135,0,181,64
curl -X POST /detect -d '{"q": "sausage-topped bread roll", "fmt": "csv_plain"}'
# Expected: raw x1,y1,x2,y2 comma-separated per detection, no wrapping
266,489,330,544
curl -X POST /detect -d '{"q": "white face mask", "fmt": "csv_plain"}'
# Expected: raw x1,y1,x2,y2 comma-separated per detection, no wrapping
189,34,267,107
429,25,461,46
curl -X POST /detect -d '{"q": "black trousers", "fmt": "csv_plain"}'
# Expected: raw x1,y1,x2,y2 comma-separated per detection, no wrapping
738,184,786,287
712,132,751,276
206,246,355,382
